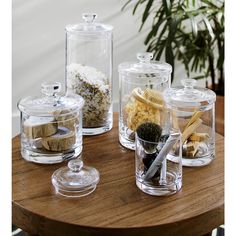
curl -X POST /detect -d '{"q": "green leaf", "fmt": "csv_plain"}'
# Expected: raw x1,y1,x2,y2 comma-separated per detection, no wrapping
190,16,198,37
201,14,215,39
192,75,206,80
163,0,171,15
144,8,166,43
121,0,132,11
174,37,190,73
217,43,224,69
127,0,224,85
132,0,145,15
140,0,154,31
154,41,166,60
201,0,218,8
155,21,168,45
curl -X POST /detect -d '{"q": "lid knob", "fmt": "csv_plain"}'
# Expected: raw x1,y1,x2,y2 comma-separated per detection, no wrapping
82,13,97,23
41,82,61,97
181,79,197,89
68,159,84,172
137,52,153,63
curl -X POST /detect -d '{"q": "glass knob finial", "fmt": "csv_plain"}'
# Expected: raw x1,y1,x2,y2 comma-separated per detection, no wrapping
181,79,197,89
82,13,97,23
137,52,153,63
68,159,84,172
41,82,61,96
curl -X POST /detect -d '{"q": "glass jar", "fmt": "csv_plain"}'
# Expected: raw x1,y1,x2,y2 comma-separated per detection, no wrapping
135,112,182,196
164,79,216,167
17,82,84,164
118,52,172,150
65,13,113,135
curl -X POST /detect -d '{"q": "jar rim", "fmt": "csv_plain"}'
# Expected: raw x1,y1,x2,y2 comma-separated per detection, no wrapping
118,60,172,75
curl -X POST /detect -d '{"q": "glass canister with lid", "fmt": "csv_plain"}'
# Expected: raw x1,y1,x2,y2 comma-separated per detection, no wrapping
118,52,172,150
164,79,216,167
17,82,84,164
65,13,113,135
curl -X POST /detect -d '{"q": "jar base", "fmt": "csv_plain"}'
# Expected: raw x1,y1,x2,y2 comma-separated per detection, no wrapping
167,153,214,167
21,146,82,164
119,134,135,150
136,172,182,196
83,123,112,136
53,185,97,198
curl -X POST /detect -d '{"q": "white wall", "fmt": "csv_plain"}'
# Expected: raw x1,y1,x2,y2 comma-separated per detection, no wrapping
12,0,189,137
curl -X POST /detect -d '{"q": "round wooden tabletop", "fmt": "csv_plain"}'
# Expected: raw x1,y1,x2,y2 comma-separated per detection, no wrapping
12,113,224,236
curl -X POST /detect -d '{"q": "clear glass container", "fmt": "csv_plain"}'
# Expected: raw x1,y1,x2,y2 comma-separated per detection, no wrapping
65,13,113,135
118,52,172,150
135,113,182,196
52,158,100,198
164,79,216,167
17,82,84,164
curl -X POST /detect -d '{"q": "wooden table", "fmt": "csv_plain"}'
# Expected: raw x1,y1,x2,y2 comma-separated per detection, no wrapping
12,113,224,236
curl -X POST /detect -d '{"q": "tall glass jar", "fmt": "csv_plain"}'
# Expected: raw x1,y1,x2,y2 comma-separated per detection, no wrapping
118,52,172,150
17,82,84,164
65,13,113,135
164,79,216,167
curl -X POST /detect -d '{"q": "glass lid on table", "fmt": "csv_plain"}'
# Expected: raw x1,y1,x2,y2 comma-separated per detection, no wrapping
164,79,216,167
52,158,100,198
17,82,84,164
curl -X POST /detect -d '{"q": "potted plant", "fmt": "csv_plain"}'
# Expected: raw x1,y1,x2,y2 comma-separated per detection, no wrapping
122,0,224,96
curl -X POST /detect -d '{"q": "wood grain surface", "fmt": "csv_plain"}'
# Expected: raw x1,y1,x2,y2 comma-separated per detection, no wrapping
12,113,224,236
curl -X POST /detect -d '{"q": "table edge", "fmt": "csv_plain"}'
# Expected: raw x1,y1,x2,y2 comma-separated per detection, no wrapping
12,200,224,234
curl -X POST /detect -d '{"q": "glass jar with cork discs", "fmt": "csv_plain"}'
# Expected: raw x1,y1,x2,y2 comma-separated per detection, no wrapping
17,82,84,164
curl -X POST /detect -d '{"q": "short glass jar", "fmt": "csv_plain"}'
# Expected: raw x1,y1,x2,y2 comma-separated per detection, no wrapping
164,79,216,167
17,82,84,164
65,13,113,135
118,52,172,150
133,92,182,196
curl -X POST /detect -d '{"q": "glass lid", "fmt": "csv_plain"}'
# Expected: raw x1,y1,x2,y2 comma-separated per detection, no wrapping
118,52,172,75
164,79,216,107
17,82,84,116
65,13,113,34
51,159,100,197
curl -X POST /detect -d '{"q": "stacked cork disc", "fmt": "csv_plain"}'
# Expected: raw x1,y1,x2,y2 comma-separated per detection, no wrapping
23,110,78,152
